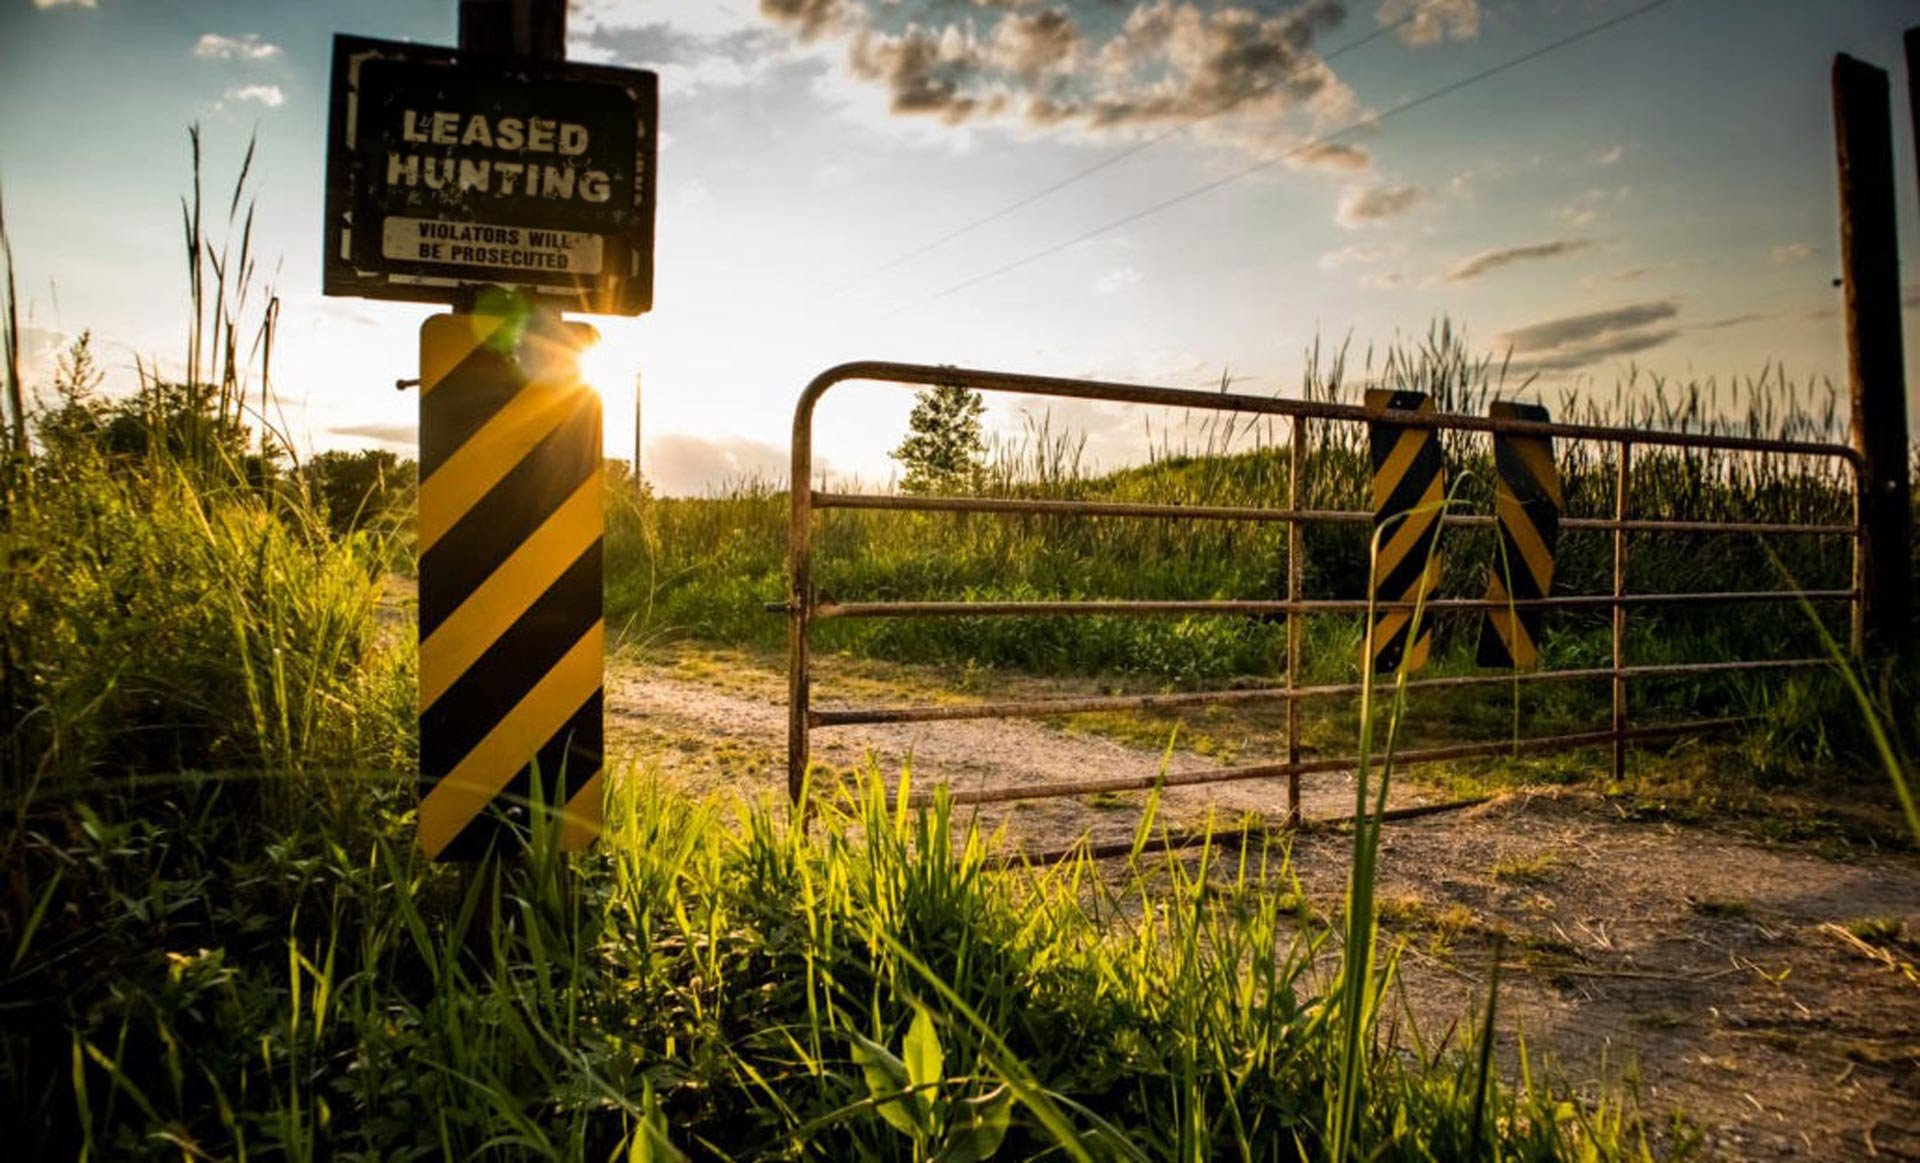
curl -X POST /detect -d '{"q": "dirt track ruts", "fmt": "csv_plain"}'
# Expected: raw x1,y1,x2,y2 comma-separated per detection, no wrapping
607,657,1920,1161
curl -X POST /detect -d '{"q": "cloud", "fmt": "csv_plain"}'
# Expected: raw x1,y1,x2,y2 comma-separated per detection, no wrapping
1336,182,1423,227
1770,242,1817,264
1318,242,1399,270
1584,261,1685,287
195,33,281,60
1095,265,1142,294
1359,270,1406,289
1693,312,1766,333
646,434,794,496
224,84,285,107
760,0,1356,155
1378,0,1478,46
329,421,417,447
1444,238,1592,283
1495,299,1680,371
15,325,73,394
32,0,96,8
1551,187,1628,228
1591,143,1625,165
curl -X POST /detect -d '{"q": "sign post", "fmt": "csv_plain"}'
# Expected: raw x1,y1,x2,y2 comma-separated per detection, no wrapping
324,1,655,858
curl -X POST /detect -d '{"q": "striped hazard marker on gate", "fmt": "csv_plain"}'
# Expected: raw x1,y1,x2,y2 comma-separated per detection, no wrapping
1477,402,1562,670
417,312,604,861
1365,389,1447,675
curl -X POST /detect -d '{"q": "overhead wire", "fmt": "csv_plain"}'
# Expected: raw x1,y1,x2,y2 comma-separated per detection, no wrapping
886,0,1683,318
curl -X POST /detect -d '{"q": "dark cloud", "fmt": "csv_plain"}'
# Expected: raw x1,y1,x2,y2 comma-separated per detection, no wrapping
1444,239,1591,283
760,0,850,44
1336,181,1422,226
992,8,1079,83
1697,314,1766,332
762,0,1355,150
1293,140,1370,170
1496,300,1680,372
849,23,1002,123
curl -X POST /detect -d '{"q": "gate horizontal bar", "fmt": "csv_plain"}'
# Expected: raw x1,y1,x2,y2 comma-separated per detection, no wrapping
797,361,1862,464
1006,796,1495,866
814,491,1855,539
812,591,1855,620
899,717,1748,808
810,657,1827,728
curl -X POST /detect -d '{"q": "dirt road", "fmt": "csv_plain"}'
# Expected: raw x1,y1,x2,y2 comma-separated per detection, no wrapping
606,651,1920,1160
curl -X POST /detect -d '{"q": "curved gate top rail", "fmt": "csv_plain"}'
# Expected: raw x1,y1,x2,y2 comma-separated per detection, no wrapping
782,361,1864,851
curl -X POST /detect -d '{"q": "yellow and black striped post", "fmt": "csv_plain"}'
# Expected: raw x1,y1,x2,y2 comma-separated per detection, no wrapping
1477,402,1562,670
1365,389,1446,675
417,311,604,861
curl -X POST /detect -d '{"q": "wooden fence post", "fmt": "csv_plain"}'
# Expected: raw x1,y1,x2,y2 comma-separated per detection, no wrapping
1832,53,1913,661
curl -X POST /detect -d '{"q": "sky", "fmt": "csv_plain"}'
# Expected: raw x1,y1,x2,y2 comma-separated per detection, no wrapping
3,0,1918,494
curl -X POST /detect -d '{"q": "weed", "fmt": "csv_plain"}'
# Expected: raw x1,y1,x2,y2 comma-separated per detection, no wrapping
1688,896,1754,920
1492,851,1561,885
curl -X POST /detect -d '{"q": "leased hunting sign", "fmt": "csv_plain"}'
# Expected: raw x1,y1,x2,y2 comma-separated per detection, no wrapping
324,34,657,316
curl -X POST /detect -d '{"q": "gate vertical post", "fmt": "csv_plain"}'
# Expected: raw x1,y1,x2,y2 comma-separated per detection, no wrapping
1285,419,1304,826
1611,442,1631,784
788,404,814,807
1833,53,1914,661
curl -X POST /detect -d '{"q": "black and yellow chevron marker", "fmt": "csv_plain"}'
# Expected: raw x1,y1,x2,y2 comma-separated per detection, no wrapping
1477,402,1563,671
417,312,604,861
1365,389,1446,675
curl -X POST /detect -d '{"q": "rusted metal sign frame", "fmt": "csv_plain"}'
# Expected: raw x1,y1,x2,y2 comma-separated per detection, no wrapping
785,361,1864,843
323,33,658,316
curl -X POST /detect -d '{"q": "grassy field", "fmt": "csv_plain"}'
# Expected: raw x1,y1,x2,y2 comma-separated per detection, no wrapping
7,333,1916,1157
4,150,1917,1159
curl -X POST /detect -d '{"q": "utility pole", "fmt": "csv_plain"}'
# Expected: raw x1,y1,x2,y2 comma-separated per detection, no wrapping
1908,28,1920,198
1832,53,1913,661
458,0,565,59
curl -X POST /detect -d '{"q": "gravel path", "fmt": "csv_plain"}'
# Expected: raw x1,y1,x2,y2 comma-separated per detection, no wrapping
606,655,1920,1159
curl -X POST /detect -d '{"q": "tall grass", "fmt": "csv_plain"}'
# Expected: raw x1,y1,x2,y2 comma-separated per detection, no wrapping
5,758,1672,1159
1,450,412,795
1,128,410,826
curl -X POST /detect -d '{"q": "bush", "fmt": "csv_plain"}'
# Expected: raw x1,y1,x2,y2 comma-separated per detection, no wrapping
1,442,413,801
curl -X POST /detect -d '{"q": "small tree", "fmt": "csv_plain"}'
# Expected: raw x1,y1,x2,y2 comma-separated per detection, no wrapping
34,331,107,458
306,447,413,535
891,383,986,495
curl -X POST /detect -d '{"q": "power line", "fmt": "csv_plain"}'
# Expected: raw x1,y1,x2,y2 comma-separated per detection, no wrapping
826,0,1461,299
889,0,1682,318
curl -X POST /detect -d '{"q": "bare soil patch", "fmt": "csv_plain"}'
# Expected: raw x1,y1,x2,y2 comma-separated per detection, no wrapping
606,647,1920,1161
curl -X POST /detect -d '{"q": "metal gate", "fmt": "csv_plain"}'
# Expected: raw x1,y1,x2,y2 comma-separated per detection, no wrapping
780,361,1862,845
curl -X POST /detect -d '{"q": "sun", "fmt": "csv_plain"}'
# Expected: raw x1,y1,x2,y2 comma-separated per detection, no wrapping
577,326,634,398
